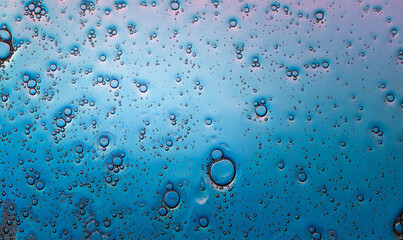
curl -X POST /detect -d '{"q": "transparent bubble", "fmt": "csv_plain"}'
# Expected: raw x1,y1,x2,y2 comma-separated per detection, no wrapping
64,107,72,116
110,79,119,89
211,149,223,160
171,1,180,10
199,217,209,228
298,173,307,182
387,94,395,102
0,30,10,41
27,177,35,185
255,105,267,117
312,232,322,240
158,207,167,216
99,136,110,148
112,156,122,166
139,84,148,93
315,11,324,21
50,64,57,71
36,181,45,190
229,19,237,28
164,190,180,208
27,79,37,88
209,158,235,186
0,42,10,59
56,118,66,128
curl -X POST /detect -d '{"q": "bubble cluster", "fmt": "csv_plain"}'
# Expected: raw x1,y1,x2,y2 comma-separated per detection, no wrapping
79,0,95,16
24,1,47,20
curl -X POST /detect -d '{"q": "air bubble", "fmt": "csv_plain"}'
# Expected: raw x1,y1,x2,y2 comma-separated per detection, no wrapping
164,190,180,208
158,207,167,216
27,177,35,185
171,1,180,10
139,84,148,93
298,173,307,182
209,158,236,186
110,79,119,89
229,19,237,28
99,136,110,148
0,30,10,41
56,118,66,128
211,149,223,160
387,94,395,102
50,63,57,71
27,79,37,88
64,107,72,116
312,232,322,240
255,105,267,117
36,181,45,190
199,217,209,228
315,11,324,21
112,156,122,166
0,42,10,59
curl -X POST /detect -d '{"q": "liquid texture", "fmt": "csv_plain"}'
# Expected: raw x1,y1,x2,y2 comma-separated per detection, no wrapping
0,0,402,239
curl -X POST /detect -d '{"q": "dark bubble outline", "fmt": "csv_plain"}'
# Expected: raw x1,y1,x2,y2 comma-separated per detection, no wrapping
208,157,236,187
0,25,14,64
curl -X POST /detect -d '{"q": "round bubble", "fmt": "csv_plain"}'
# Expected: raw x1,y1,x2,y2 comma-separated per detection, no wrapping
50,64,57,71
199,217,209,228
312,232,322,240
56,118,66,128
113,156,122,166
171,1,180,10
36,181,45,190
164,190,180,208
158,207,167,216
229,19,237,28
298,173,307,182
29,89,37,95
315,11,324,21
209,158,236,186
64,107,72,116
211,149,223,160
27,79,37,88
0,30,11,41
110,79,119,88
255,105,267,117
139,84,148,93
99,136,110,147
0,42,10,59
27,177,35,185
